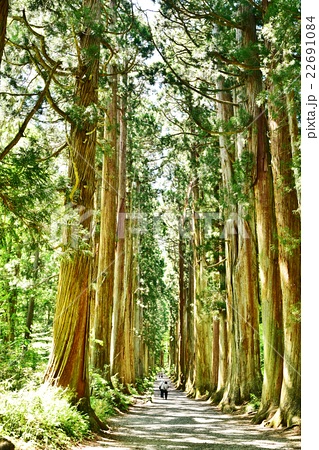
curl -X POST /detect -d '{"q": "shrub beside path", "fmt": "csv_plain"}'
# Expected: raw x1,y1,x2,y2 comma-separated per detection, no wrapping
74,377,301,450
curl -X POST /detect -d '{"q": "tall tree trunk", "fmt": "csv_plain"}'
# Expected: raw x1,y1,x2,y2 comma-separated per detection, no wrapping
261,1,301,426
286,90,301,209
267,81,301,428
134,295,144,379
177,227,186,389
111,72,134,387
215,77,234,402
193,176,213,398
252,93,283,422
217,73,261,408
216,309,227,401
90,165,102,336
229,206,261,404
131,182,145,380
124,211,136,384
177,182,193,391
133,252,144,379
214,254,228,401
242,5,284,423
185,242,195,393
44,0,101,422
92,62,118,376
211,316,220,394
25,244,40,342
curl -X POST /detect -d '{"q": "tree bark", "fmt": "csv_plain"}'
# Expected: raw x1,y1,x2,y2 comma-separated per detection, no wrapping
25,245,40,342
260,0,301,425
217,72,262,408
267,84,301,428
211,316,220,393
216,309,227,401
193,177,213,398
177,182,194,392
93,62,118,377
241,5,284,423
0,0,8,66
111,72,134,387
44,0,101,419
177,234,187,389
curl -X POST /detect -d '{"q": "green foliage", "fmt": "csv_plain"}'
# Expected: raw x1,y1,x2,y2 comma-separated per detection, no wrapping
133,376,156,396
277,227,301,256
289,302,301,324
212,299,226,313
90,372,133,422
0,223,58,346
0,341,48,391
223,150,255,209
248,393,261,412
0,384,91,449
90,372,156,423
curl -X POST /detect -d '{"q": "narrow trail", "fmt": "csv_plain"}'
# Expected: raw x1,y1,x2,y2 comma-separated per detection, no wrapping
75,377,301,450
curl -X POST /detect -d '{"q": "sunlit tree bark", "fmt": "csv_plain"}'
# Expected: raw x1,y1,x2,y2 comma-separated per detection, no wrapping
44,0,101,423
217,74,261,408
111,73,135,387
93,62,118,376
240,5,284,423
192,170,213,398
267,82,301,428
177,233,187,389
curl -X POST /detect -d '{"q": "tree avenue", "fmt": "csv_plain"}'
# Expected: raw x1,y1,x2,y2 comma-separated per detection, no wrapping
0,0,301,446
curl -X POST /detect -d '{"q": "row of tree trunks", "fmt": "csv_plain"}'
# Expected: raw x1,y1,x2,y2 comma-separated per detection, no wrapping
133,221,145,380
44,0,101,420
216,73,261,409
176,182,194,392
214,76,234,404
192,164,213,398
177,233,186,389
241,5,284,423
266,70,301,427
111,72,135,387
43,0,140,419
92,62,118,378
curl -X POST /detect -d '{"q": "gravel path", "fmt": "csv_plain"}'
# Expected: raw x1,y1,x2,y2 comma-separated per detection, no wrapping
75,377,301,450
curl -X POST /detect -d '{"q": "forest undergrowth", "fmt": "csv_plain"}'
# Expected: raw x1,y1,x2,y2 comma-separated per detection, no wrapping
0,346,155,450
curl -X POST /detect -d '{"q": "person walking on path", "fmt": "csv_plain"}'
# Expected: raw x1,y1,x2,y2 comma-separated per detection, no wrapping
159,380,165,398
162,381,169,399
159,379,169,399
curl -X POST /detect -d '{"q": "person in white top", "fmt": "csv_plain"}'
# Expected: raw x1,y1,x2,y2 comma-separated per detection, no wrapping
159,380,169,399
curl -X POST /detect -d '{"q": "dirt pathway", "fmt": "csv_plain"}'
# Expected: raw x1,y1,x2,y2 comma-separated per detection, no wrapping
75,377,301,450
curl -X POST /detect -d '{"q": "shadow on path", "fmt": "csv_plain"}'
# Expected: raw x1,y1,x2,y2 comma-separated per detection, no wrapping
75,377,301,450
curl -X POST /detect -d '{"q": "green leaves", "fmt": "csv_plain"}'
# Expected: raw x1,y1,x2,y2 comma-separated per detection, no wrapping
0,384,91,448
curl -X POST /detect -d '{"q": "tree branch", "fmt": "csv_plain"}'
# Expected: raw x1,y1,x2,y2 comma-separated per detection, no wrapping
45,89,71,122
36,142,68,162
164,0,243,30
152,38,240,106
0,61,61,162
